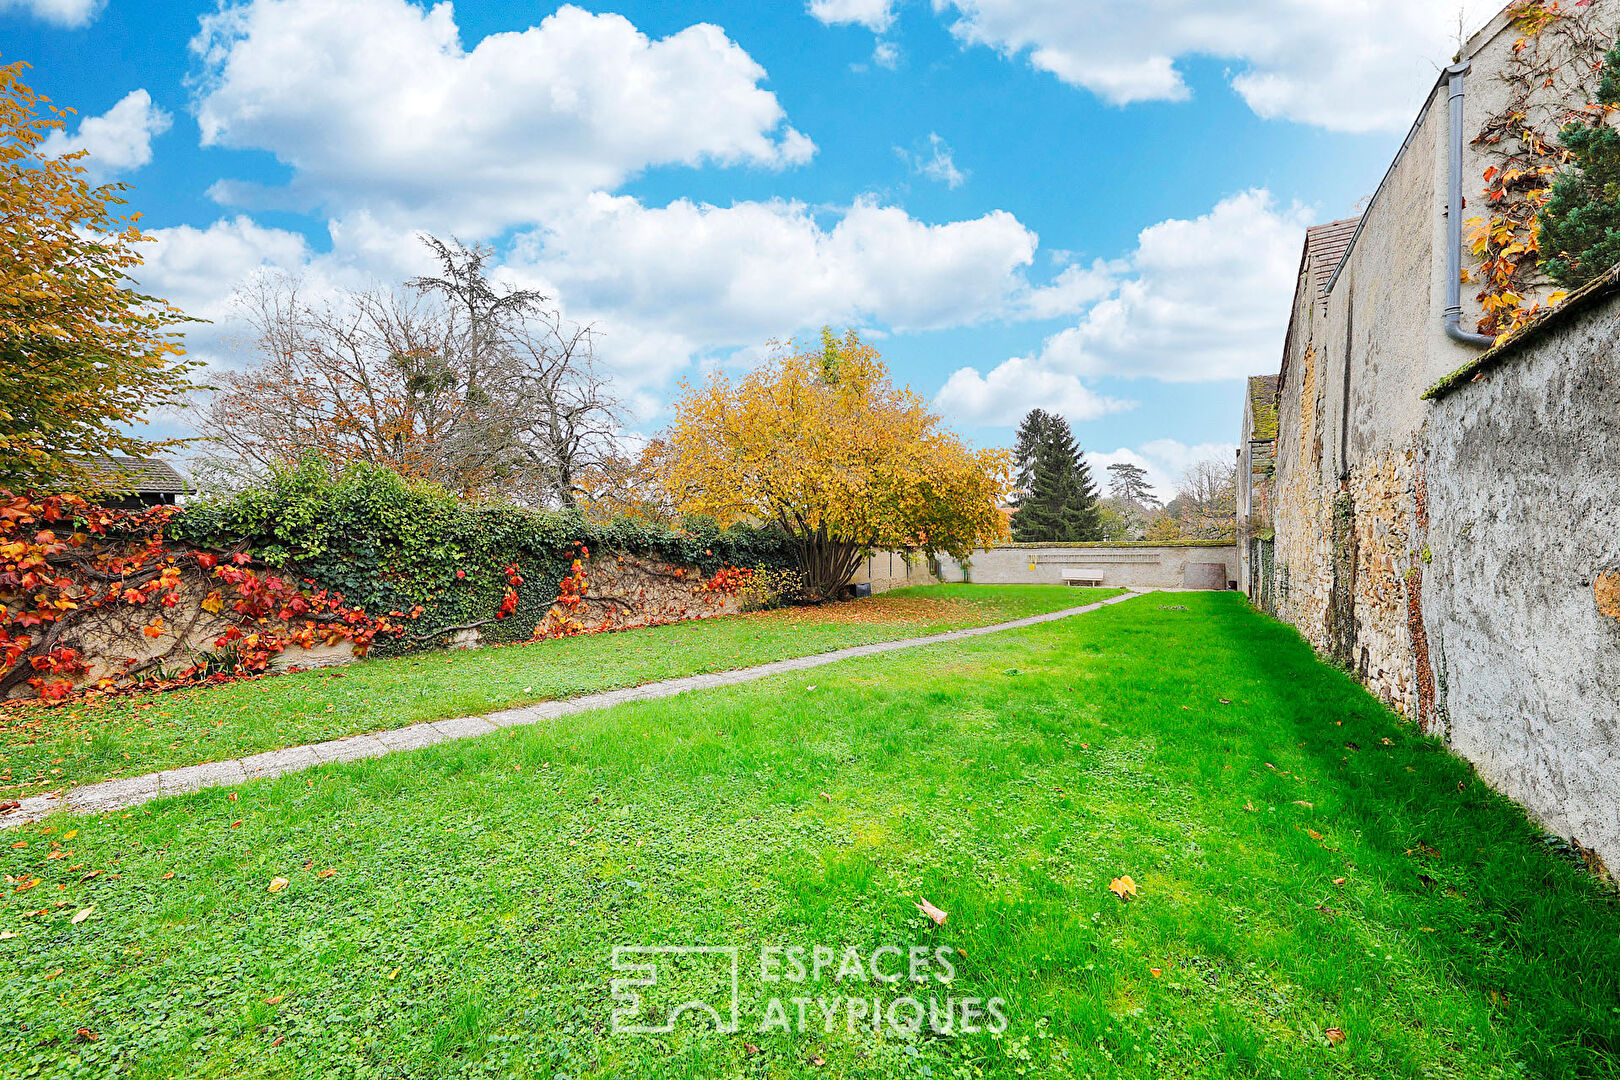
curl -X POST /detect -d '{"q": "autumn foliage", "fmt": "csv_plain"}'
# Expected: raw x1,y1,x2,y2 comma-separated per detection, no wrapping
656,329,1010,599
0,61,200,491
0,490,397,701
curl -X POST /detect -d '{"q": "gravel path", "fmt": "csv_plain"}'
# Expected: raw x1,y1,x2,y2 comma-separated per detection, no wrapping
1,589,1144,828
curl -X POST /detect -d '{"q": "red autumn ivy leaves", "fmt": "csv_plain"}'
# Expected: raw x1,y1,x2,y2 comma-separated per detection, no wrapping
0,490,409,702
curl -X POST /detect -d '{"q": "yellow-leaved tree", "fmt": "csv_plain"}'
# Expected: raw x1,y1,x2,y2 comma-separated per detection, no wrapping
0,60,199,491
658,329,1010,600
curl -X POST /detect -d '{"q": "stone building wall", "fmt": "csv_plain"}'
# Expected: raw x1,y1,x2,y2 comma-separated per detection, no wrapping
1423,289,1620,873
1259,2,1620,871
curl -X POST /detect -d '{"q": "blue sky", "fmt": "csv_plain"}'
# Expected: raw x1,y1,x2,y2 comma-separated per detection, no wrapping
4,0,1503,496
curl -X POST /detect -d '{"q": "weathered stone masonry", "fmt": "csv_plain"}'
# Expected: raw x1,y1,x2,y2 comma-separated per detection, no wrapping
1243,2,1620,875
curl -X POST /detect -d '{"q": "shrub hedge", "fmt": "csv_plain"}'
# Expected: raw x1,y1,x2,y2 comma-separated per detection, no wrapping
169,456,797,655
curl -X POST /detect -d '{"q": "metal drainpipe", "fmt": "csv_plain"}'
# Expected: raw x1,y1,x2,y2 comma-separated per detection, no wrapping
1445,61,1496,347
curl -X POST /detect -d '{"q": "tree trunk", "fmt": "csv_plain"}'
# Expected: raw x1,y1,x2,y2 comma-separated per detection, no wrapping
788,525,866,603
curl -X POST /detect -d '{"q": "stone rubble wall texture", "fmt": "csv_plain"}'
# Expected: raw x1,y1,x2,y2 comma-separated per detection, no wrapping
1266,6,1620,873
22,552,743,698
935,545,1237,590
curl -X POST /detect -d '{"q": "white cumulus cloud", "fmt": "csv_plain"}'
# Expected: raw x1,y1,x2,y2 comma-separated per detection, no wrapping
934,356,1134,428
38,89,171,181
930,0,1506,132
808,0,898,33
1035,189,1309,382
0,0,102,27
931,187,1306,427
505,193,1051,383
189,0,815,234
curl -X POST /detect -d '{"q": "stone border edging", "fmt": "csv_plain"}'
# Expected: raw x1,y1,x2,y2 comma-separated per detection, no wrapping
1,590,1145,828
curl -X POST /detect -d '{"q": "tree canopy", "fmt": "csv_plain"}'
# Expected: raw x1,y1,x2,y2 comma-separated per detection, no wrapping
0,60,200,491
1010,409,1101,542
200,236,620,507
656,328,1010,599
1106,461,1158,508
1540,45,1620,289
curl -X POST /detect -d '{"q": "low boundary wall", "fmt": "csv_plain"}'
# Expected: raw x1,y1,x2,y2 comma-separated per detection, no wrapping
936,543,1238,590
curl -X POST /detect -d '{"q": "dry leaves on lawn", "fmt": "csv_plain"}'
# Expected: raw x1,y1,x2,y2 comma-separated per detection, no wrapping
267,877,289,893
1109,875,1139,902
915,898,948,925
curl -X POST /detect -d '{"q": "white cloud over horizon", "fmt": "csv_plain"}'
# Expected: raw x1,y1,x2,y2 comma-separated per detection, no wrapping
936,188,1307,428
38,89,172,181
189,0,815,235
925,0,1504,132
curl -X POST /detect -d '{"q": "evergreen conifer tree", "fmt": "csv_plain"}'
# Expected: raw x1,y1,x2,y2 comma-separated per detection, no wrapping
1540,46,1620,289
1010,410,1101,542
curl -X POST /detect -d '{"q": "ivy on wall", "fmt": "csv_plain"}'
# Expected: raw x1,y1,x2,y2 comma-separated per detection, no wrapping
170,456,798,656
2,456,796,701
1467,0,1611,340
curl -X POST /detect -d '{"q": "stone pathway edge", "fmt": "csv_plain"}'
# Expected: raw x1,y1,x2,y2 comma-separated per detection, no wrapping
1,589,1147,828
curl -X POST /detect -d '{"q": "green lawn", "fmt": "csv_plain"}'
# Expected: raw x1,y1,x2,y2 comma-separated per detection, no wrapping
3,592,1617,1079
0,585,1115,797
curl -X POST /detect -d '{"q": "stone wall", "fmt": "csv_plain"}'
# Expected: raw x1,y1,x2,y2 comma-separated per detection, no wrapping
1423,291,1620,873
849,550,942,593
1260,4,1620,873
936,544,1236,590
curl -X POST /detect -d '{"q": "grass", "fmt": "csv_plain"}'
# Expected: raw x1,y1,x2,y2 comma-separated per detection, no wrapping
0,584,1116,798
2,592,1616,1079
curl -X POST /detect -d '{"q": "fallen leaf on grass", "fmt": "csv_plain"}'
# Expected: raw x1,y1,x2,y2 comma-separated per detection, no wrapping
1218,698,1231,705
386,967,401,981
818,792,832,801
74,1028,98,1042
808,1053,826,1066
317,868,336,879
914,898,948,925
161,872,175,880
1307,829,1324,841
1243,801,1257,812
267,877,289,893
45,968,62,980
0,931,15,940
1324,1027,1346,1045
1332,877,1346,886
9,842,26,849
70,906,93,924
1293,800,1314,808
271,1036,284,1047
1149,967,1162,977
265,994,284,1005
744,1043,762,1056
1109,876,1139,902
